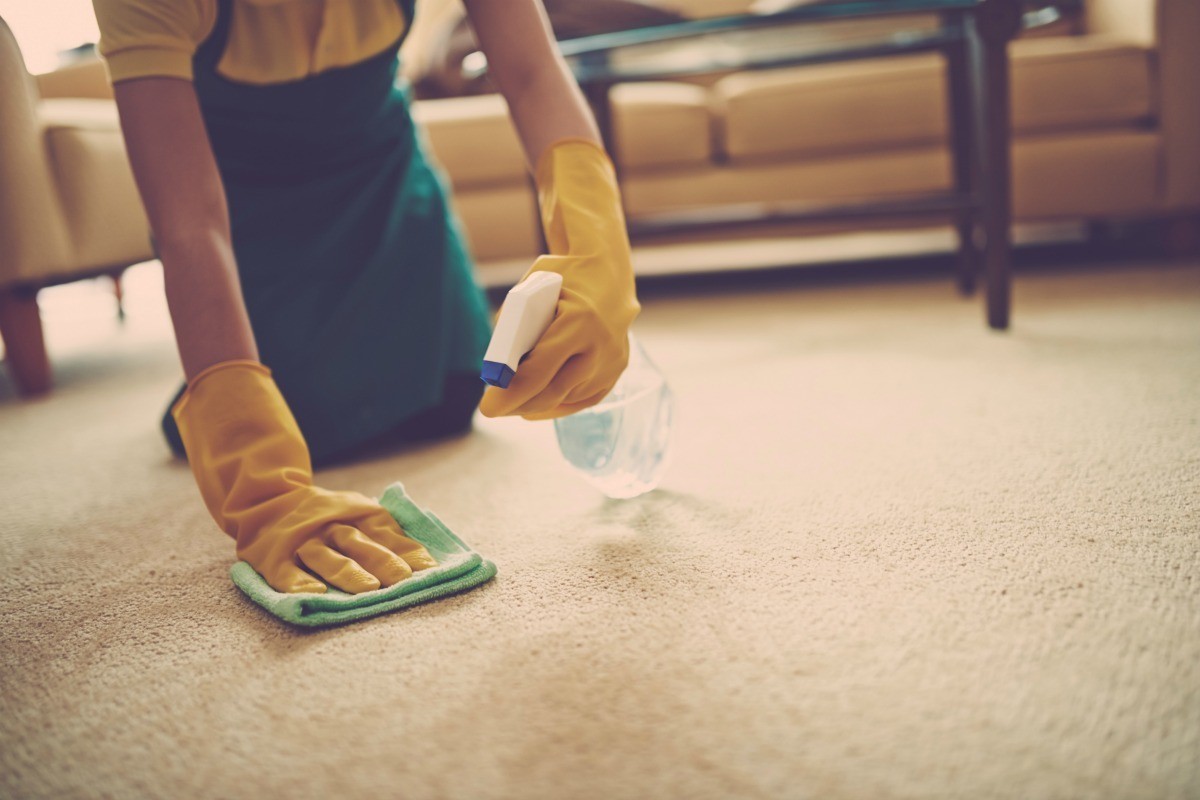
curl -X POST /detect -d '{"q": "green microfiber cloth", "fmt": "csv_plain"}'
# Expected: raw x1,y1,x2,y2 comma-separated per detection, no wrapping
230,482,497,628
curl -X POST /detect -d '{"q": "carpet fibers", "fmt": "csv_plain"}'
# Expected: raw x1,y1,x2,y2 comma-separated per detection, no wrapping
1,260,1197,799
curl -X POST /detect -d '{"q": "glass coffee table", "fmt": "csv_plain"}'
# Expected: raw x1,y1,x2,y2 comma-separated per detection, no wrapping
468,0,1078,330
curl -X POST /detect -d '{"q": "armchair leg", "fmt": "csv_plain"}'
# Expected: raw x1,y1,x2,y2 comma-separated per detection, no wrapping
0,285,52,397
112,269,127,322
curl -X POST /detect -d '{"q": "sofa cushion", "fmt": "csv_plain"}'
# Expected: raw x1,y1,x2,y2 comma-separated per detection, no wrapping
714,35,1154,162
39,98,153,273
415,81,712,187
613,82,712,170
38,97,121,130
622,130,1160,221
1010,36,1154,132
652,0,754,17
413,94,528,189
452,183,541,263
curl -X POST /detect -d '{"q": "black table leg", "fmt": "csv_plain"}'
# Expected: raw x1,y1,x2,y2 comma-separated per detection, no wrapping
944,12,978,297
966,0,1021,330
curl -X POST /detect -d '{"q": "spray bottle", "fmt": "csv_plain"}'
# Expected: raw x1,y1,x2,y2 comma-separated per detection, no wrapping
482,272,673,499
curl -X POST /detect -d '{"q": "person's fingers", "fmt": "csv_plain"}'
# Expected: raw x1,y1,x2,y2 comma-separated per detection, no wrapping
510,321,630,419
329,525,414,587
269,562,328,594
509,353,598,419
479,318,578,417
360,517,438,572
562,348,628,403
481,344,572,416
520,385,612,421
296,539,381,594
563,378,608,405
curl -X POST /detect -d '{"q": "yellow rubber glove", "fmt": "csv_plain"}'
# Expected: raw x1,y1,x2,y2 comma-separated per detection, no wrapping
172,360,437,594
479,138,640,421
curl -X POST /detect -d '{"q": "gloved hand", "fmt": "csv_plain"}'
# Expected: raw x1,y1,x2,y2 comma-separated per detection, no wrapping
172,360,437,594
479,138,640,421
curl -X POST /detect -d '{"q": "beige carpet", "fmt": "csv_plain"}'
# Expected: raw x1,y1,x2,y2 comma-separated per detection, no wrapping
2,259,1198,799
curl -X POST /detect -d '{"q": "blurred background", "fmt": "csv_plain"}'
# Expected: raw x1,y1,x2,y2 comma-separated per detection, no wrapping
1,0,1195,402
0,0,99,73
2,2,1198,799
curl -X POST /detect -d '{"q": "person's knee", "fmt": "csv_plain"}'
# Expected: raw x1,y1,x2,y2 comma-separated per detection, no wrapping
437,372,484,434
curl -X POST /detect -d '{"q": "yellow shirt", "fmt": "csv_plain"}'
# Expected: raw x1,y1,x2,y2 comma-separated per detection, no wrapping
93,0,408,85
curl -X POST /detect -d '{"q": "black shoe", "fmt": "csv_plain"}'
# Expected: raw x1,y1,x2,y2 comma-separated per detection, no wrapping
161,382,188,461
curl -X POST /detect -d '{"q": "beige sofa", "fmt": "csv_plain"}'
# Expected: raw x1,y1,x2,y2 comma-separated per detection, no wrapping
2,0,1197,396
416,0,1198,272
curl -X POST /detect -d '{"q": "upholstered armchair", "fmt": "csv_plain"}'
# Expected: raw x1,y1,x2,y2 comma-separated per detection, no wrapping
0,17,153,397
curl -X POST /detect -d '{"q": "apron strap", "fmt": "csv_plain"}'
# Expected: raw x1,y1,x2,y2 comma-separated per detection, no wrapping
193,0,234,72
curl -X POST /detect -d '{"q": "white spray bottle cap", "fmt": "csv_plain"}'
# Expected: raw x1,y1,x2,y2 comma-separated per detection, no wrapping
480,271,564,388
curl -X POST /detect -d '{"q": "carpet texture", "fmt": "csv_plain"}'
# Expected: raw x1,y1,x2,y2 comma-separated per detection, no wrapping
1,260,1197,799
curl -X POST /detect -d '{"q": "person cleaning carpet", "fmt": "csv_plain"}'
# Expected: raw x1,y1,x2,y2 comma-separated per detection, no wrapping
94,0,640,603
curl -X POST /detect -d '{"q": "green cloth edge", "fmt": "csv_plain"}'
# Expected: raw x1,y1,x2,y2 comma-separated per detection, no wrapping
230,482,496,628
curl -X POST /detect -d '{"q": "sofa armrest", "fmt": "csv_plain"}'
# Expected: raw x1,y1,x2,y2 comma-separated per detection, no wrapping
0,18,73,284
34,57,113,100
1089,0,1200,210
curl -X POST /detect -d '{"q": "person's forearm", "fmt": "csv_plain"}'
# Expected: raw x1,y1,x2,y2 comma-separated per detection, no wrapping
500,56,600,169
113,78,259,382
462,0,601,168
158,227,259,381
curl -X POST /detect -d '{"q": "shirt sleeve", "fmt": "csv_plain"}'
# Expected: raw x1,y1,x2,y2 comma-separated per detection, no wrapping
92,0,216,82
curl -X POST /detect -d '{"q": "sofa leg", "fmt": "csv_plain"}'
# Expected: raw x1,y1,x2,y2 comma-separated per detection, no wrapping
112,269,127,322
0,285,52,397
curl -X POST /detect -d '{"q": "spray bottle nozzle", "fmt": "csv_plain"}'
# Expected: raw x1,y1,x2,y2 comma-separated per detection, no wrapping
480,271,564,389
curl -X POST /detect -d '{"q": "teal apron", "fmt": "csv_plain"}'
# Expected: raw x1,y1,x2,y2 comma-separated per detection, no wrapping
179,0,492,462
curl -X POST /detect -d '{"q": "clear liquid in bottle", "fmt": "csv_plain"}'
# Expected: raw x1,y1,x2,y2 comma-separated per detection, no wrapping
553,335,673,499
